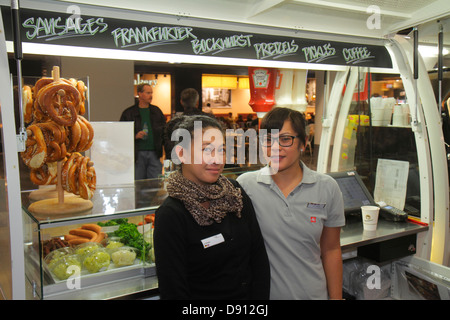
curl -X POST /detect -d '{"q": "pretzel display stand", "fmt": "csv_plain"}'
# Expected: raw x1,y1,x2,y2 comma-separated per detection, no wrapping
23,67,95,215
28,186,72,202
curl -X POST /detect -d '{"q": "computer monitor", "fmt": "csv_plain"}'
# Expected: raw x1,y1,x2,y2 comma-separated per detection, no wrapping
327,171,377,214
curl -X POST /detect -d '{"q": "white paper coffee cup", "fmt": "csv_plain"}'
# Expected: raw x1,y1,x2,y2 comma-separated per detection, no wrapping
361,205,380,231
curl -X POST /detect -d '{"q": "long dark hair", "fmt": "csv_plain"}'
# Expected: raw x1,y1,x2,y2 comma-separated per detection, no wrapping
260,107,307,146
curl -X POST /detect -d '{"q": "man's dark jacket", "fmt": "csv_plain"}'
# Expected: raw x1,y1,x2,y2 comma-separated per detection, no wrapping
120,103,167,160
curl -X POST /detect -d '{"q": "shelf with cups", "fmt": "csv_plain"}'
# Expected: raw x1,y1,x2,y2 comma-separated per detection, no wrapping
340,214,428,262
370,97,411,128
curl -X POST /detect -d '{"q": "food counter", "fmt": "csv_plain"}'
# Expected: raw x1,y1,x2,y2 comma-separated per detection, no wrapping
22,178,166,300
22,166,429,300
341,216,427,251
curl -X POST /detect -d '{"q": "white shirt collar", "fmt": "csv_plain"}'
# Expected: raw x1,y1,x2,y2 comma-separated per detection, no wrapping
256,162,318,185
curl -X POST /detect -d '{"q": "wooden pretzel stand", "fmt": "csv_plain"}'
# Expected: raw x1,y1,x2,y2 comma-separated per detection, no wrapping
28,67,93,216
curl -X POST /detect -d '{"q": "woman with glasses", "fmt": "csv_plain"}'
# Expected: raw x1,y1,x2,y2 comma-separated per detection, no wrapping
154,115,270,299
237,107,345,300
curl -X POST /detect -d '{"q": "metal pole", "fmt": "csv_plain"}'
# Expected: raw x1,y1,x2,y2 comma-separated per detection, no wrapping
438,22,443,116
413,27,419,126
11,0,26,151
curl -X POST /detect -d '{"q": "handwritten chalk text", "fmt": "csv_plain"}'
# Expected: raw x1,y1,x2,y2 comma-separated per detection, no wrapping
191,34,252,55
253,40,299,59
23,16,108,41
111,26,197,48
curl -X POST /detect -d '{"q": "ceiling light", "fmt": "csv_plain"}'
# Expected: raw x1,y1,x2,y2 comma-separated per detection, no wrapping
418,45,449,58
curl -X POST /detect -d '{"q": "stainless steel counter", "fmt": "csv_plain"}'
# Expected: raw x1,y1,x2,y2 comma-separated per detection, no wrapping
340,215,428,250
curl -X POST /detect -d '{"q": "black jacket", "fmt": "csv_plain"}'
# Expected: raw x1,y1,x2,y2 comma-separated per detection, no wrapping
154,179,270,300
120,103,166,159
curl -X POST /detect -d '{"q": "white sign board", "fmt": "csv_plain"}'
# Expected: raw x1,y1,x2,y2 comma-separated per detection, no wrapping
374,158,409,210
89,122,134,186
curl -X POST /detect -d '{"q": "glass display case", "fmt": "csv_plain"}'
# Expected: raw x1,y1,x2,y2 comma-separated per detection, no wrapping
22,178,166,300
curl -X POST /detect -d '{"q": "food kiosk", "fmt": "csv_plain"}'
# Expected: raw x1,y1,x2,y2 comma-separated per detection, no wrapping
0,1,448,300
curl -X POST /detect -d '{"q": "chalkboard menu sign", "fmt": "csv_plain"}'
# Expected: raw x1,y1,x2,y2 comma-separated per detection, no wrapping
1,6,392,68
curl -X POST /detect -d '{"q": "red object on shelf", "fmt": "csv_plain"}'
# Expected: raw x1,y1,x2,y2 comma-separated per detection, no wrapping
248,67,277,117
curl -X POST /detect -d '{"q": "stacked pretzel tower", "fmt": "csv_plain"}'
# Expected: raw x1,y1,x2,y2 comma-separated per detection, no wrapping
21,66,96,215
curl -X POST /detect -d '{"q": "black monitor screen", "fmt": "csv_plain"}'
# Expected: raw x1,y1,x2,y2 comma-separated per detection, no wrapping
330,173,375,213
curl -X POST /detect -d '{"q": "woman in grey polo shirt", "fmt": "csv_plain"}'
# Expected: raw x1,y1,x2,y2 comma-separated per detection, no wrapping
237,107,345,300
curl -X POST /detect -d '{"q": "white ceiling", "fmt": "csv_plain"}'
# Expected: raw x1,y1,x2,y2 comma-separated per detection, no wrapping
55,0,450,42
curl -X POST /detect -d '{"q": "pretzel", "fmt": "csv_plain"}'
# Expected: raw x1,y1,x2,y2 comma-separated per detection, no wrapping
78,156,96,200
75,116,89,152
35,121,68,162
61,152,82,193
21,124,47,168
59,153,96,200
65,119,81,153
77,80,87,115
67,156,80,195
76,116,94,152
36,80,80,126
29,161,58,185
37,121,66,144
23,85,34,124
33,77,54,96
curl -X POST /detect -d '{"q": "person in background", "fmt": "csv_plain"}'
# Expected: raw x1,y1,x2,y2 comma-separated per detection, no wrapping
154,115,270,299
237,107,345,300
164,88,214,161
180,88,213,117
120,83,166,180
225,112,235,129
236,114,245,129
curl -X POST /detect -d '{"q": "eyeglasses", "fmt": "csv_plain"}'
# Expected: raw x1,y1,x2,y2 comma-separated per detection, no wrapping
261,135,300,147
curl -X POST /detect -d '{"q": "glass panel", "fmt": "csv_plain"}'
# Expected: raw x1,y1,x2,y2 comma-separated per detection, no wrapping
335,68,420,215
0,179,12,300
0,89,12,299
23,210,42,299
23,211,156,299
22,178,165,226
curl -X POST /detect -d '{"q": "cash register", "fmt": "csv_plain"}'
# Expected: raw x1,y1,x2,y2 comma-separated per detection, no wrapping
327,171,407,222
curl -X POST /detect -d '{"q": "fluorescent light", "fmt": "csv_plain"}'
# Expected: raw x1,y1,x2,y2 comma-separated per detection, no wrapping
418,45,449,58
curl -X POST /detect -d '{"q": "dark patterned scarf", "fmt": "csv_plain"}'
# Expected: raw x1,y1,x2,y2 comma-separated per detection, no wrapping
166,170,243,226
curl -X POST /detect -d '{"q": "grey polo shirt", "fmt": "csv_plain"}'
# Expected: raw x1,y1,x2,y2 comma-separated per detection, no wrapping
237,163,345,299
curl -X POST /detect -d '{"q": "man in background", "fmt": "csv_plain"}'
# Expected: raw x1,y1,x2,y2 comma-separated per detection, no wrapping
180,88,213,116
120,83,166,180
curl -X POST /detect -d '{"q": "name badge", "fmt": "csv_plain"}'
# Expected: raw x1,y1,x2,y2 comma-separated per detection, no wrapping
307,202,326,209
201,233,225,249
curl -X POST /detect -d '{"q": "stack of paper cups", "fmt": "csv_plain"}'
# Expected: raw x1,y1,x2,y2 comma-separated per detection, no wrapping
382,98,395,125
403,104,410,125
370,97,384,126
392,104,405,126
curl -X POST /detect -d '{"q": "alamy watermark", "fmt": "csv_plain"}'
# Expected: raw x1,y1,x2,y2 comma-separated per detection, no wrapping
170,121,282,173
366,5,381,30
366,265,381,290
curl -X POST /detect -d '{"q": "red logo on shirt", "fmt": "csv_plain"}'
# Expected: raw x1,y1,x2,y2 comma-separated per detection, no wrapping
310,216,316,223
